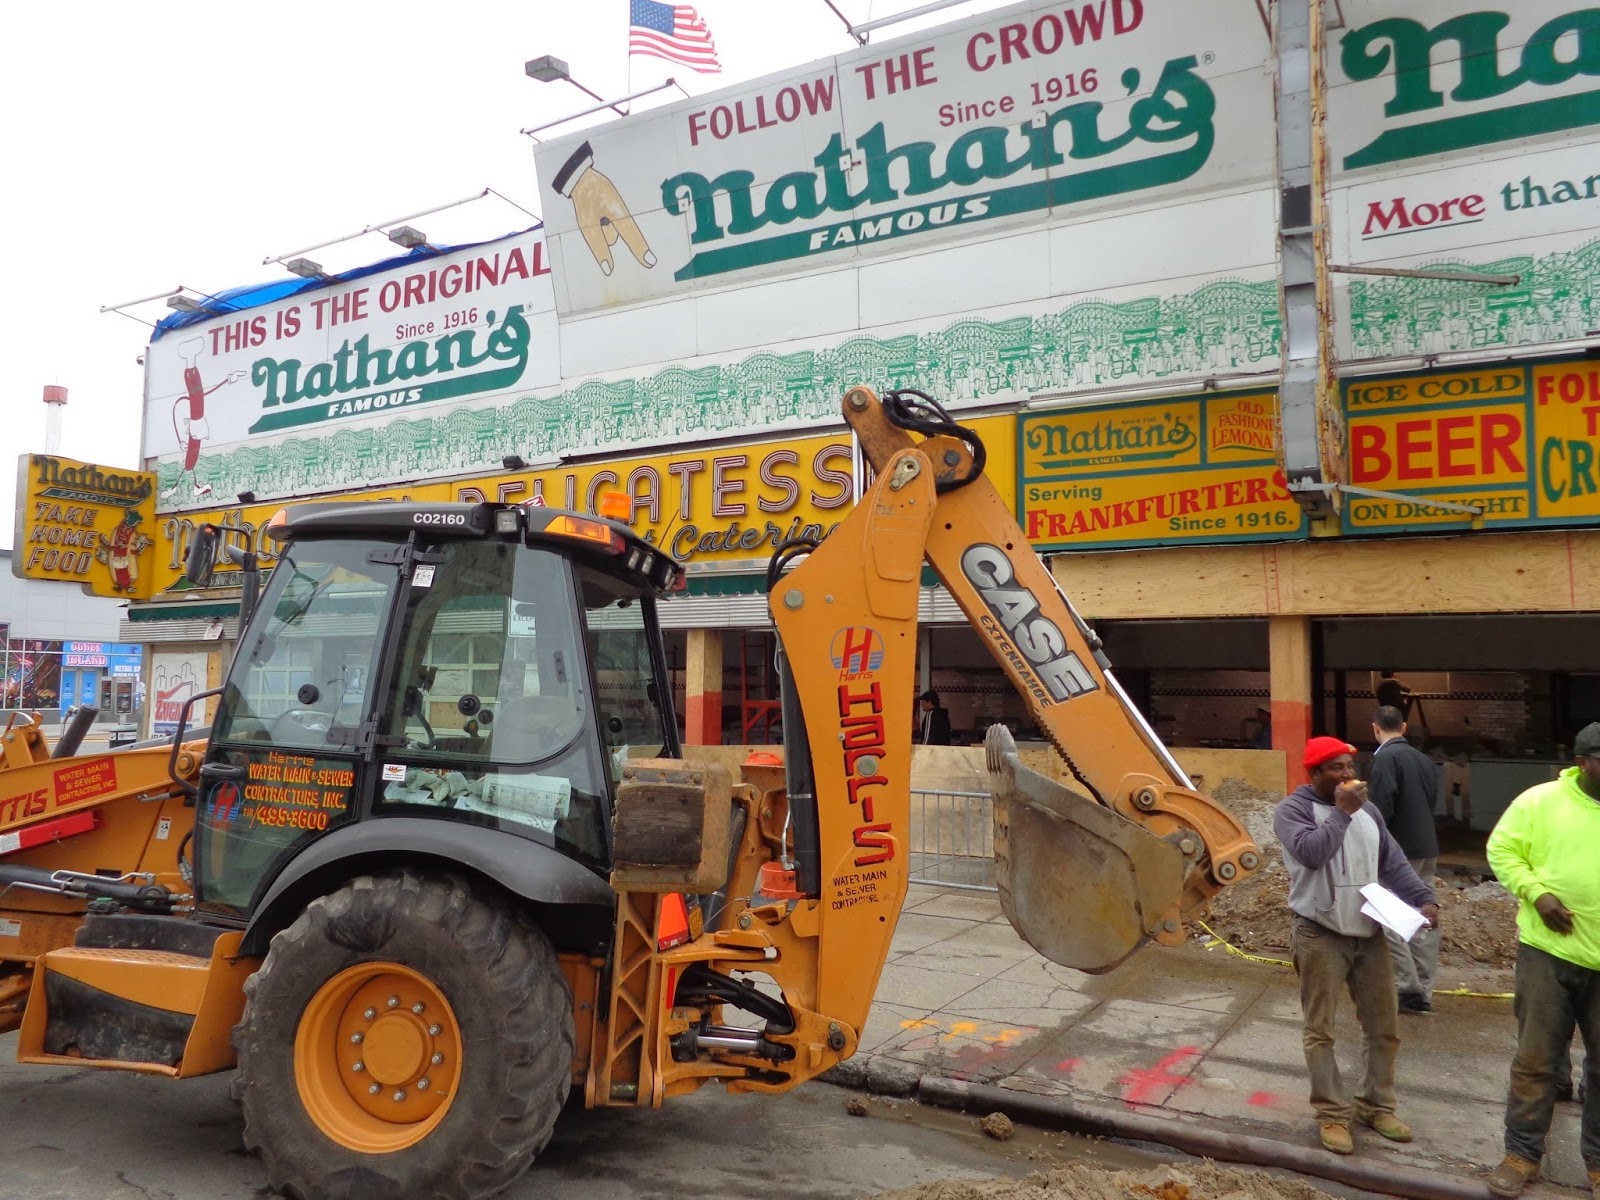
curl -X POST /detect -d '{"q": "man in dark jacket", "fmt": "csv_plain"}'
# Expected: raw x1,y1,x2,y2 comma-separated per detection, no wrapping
918,691,952,746
1275,736,1440,1156
1368,705,1443,1014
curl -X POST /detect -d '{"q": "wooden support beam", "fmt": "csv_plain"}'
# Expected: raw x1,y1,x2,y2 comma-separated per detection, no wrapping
1059,529,1600,620
683,629,723,746
1269,616,1313,783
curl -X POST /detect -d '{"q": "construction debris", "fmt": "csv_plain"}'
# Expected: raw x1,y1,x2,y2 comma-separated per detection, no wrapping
871,1160,1336,1200
979,1112,1015,1141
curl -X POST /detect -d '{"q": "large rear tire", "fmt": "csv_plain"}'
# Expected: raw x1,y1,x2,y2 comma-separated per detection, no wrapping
233,872,575,1200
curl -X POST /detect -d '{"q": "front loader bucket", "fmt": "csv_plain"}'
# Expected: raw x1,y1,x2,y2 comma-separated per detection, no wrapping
987,726,1185,975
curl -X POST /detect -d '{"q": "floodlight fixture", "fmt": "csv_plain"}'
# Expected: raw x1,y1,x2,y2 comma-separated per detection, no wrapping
388,225,429,249
525,55,570,83
524,52,628,117
285,258,329,280
503,454,527,471
166,295,203,313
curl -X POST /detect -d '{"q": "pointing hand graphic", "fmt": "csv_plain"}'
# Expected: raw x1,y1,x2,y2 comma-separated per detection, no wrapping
552,141,656,277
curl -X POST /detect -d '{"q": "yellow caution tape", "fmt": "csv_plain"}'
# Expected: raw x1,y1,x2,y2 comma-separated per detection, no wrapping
1193,920,1512,1000
1195,920,1294,968
1433,986,1515,1000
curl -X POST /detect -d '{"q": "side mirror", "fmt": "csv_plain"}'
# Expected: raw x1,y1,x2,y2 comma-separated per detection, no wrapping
185,525,221,585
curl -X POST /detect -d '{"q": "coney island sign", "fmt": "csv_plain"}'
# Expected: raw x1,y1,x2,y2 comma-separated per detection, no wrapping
141,231,558,474
533,0,1275,314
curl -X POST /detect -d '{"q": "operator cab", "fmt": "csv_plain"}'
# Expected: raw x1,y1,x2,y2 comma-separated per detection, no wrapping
189,500,682,922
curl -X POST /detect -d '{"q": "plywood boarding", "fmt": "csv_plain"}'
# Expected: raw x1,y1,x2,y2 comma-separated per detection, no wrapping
1062,530,1600,619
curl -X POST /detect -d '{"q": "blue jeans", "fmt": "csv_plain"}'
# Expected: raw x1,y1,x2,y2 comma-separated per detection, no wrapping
1503,944,1600,1171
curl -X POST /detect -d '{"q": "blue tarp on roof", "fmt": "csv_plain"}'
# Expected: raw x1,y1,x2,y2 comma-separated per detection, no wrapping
151,224,543,342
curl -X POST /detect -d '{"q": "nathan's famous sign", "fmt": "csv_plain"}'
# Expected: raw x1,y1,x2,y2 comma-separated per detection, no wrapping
1331,3,1600,171
1019,391,1306,550
534,0,1274,313
13,455,159,599
141,231,557,497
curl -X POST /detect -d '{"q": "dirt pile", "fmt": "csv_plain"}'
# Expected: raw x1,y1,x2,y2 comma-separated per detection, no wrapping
1199,781,1520,970
870,1160,1335,1200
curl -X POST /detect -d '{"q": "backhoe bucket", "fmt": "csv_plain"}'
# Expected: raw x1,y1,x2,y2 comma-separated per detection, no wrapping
987,726,1185,975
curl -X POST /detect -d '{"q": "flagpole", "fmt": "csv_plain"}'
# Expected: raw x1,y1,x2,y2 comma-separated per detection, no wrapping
625,0,633,114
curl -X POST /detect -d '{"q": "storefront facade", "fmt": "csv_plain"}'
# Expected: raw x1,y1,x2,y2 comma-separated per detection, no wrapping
112,1,1600,822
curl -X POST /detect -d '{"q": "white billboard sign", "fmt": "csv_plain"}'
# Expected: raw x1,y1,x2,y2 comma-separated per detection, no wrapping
1327,4,1600,363
534,0,1275,315
1329,2,1600,178
142,230,558,494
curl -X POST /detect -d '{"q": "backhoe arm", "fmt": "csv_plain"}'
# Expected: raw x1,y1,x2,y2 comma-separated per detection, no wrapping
843,386,1259,968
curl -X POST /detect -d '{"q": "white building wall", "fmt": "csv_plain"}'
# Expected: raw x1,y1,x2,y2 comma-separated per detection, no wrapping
0,550,127,642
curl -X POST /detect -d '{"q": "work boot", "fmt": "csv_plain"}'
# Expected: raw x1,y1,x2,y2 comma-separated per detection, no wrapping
1588,1168,1599,1195
1486,1155,1539,1198
1360,1112,1413,1142
1319,1123,1354,1155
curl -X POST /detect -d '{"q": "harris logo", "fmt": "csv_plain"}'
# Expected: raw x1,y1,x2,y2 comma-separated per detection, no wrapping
207,780,244,826
831,627,886,678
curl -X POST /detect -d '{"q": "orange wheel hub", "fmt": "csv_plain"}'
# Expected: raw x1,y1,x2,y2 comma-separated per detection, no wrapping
293,962,462,1153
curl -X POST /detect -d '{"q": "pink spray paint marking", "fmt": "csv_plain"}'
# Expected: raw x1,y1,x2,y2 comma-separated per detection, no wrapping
1120,1046,1200,1106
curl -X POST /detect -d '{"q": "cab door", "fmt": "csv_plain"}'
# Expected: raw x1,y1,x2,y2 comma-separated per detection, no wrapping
192,537,401,919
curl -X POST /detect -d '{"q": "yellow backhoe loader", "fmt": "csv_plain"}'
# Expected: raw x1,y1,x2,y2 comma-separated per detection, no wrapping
0,386,1257,1200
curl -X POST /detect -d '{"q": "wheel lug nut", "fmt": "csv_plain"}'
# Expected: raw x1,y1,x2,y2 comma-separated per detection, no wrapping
393,1090,406,1102
350,1033,363,1044
411,1002,425,1014
352,1061,365,1073
418,1078,430,1090
428,1024,441,1036
368,1083,380,1095
363,1008,376,1020
387,996,400,1008
431,1052,443,1065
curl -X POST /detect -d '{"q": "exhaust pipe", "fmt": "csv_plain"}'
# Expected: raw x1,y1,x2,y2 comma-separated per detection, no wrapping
51,706,100,759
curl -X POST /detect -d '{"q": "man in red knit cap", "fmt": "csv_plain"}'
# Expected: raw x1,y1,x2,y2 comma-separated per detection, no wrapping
1274,735,1440,1156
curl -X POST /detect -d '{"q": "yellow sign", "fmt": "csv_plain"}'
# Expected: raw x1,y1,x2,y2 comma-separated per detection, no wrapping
457,431,857,566
1345,369,1525,411
1019,392,1303,549
134,414,1020,609
1341,361,1600,532
1531,363,1600,521
12,454,158,598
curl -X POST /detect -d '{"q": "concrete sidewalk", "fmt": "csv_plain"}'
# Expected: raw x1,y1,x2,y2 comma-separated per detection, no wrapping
854,882,1590,1195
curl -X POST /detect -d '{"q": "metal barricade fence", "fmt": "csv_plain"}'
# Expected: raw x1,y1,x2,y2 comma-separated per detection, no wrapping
908,789,996,892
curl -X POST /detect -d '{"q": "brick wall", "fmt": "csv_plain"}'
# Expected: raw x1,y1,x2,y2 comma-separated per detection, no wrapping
1149,669,1270,745
1337,670,1531,753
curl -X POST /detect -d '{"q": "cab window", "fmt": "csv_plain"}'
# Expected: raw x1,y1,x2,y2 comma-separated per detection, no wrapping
375,541,610,865
210,539,392,750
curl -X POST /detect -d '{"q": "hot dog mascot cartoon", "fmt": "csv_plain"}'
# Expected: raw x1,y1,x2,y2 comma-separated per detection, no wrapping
98,509,152,594
162,336,244,502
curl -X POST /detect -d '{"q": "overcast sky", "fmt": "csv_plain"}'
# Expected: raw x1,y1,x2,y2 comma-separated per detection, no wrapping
0,0,1008,548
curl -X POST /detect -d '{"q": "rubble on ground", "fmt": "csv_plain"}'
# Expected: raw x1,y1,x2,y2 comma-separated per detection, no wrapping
870,1160,1336,1200
979,1112,1015,1140
1200,780,1520,970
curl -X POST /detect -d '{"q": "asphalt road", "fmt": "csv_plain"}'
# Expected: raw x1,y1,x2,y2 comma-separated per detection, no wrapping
0,1035,1142,1200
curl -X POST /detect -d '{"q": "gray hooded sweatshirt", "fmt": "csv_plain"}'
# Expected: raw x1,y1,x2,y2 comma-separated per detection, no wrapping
1273,784,1436,936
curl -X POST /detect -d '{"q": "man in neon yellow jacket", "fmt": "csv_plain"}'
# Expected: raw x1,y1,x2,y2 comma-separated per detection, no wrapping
1484,722,1600,1197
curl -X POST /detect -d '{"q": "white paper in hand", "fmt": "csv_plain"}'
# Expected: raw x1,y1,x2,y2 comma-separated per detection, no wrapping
1359,882,1428,942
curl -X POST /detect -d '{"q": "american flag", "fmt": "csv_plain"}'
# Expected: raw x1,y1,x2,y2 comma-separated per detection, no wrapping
629,0,721,74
